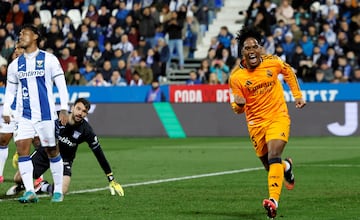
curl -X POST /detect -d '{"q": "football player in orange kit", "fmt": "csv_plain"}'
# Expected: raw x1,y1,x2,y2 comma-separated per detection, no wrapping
228,26,306,219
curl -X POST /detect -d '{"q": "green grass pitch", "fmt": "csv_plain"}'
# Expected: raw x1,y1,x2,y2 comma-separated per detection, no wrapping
0,137,359,220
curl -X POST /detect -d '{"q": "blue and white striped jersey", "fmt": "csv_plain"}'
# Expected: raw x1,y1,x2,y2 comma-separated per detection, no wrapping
5,49,69,121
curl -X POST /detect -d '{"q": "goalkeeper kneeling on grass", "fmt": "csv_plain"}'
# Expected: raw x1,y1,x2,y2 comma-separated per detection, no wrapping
8,98,124,197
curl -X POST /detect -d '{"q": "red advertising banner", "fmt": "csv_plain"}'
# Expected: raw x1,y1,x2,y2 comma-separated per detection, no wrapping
169,85,230,103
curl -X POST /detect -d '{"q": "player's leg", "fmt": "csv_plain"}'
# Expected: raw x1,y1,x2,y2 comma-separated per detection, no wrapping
36,120,64,202
16,138,37,203
263,117,291,218
0,133,12,183
0,121,15,182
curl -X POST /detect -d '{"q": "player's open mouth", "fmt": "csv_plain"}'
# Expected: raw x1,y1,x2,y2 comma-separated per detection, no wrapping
248,54,258,65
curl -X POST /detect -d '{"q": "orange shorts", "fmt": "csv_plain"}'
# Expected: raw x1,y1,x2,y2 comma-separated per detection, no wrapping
248,116,290,157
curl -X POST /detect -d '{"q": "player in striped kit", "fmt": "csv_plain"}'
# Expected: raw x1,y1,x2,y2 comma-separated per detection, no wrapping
2,24,69,203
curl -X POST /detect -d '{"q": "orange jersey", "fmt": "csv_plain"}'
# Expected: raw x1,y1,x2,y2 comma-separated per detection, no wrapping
229,55,302,127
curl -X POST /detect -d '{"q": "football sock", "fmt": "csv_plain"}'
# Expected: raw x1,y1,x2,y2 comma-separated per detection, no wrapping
268,158,284,203
18,156,35,192
282,160,290,172
40,182,53,194
49,154,63,194
0,146,8,176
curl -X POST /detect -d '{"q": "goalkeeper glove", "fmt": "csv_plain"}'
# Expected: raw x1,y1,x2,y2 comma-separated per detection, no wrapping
107,173,124,196
109,180,124,196
12,152,19,169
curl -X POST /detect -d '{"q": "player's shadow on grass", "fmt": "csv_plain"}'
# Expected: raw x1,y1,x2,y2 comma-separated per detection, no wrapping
179,210,264,220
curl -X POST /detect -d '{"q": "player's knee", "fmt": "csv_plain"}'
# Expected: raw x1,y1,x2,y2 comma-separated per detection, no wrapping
44,146,59,158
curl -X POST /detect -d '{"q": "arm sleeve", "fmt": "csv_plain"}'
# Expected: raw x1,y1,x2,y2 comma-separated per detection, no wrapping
54,74,69,110
280,60,303,99
228,71,245,114
51,55,69,110
85,124,112,175
3,61,18,116
91,144,112,175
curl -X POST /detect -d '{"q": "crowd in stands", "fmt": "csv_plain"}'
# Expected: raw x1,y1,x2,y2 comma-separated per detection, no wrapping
0,0,224,86
238,0,360,83
0,0,359,86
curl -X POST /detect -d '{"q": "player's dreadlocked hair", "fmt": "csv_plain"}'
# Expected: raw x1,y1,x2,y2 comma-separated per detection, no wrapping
235,26,263,48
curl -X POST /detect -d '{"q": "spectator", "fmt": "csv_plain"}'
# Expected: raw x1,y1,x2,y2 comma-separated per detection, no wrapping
128,49,142,66
290,45,307,77
281,32,296,63
105,16,119,41
186,70,202,85
319,22,336,47
275,0,294,24
317,61,335,82
84,39,99,63
45,21,64,51
1,37,15,61
59,47,78,73
68,71,88,85
145,48,161,81
156,37,170,79
115,59,128,79
67,39,85,68
112,34,134,57
220,48,236,69
299,34,314,58
115,0,130,27
335,55,353,80
32,17,47,38
317,36,329,56
87,72,110,87
110,49,126,70
64,62,79,84
208,72,220,85
84,4,99,23
53,7,66,29
264,35,276,55
5,3,24,29
145,80,166,102
98,5,111,29
209,59,230,84
0,64,7,87
23,3,40,25
138,7,157,48
80,62,96,81
164,11,185,69
332,69,348,83
351,68,360,82
275,44,286,62
88,20,103,44
123,14,136,34
195,4,209,38
110,70,127,86
61,16,76,38
197,59,211,83
182,11,199,59
217,26,233,50
89,48,105,69
129,71,144,86
136,35,152,58
100,60,114,82
134,58,153,85
101,41,114,61
127,26,139,49
159,4,172,25
229,37,239,58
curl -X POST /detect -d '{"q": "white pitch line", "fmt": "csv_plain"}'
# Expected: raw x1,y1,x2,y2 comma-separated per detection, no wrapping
1,164,359,201
67,167,264,195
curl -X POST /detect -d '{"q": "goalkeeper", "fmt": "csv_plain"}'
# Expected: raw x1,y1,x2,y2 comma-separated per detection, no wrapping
9,98,124,197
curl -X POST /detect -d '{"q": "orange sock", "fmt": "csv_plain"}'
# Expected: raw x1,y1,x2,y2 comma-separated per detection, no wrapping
268,162,284,203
